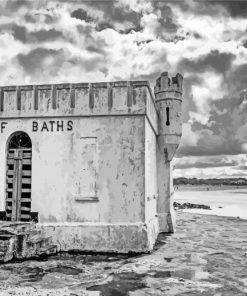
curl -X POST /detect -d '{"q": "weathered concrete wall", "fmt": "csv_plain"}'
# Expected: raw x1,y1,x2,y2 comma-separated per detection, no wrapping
144,118,157,224
0,116,145,223
0,81,157,225
0,72,184,253
144,118,159,249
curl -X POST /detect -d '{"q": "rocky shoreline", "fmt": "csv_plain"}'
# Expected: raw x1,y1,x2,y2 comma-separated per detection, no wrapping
174,202,211,210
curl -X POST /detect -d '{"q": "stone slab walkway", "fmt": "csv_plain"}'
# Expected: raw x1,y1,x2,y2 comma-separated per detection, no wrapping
0,212,246,295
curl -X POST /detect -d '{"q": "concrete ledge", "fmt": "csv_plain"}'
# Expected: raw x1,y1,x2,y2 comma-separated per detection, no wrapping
39,221,159,253
0,219,161,261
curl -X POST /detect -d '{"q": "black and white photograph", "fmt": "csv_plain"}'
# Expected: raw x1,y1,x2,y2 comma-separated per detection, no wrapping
0,0,246,295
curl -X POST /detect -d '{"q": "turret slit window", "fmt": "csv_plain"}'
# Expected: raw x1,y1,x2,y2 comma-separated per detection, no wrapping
166,107,170,126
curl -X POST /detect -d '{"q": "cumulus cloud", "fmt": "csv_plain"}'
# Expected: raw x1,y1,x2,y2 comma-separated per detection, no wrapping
0,0,247,178
174,154,247,178
177,91,247,158
174,155,238,170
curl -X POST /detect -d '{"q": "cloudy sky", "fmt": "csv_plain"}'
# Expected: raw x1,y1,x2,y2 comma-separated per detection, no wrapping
0,0,247,179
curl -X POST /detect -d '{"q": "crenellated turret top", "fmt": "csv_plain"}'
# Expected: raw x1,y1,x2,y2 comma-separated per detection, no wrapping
154,71,184,159
154,72,183,95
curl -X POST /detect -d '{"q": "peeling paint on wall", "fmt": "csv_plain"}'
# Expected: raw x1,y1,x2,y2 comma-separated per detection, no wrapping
0,72,184,253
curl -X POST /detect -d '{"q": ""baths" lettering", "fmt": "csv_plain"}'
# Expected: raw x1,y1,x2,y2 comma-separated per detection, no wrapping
32,120,73,132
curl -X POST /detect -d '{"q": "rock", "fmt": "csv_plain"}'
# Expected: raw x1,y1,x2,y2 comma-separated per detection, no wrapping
174,202,211,210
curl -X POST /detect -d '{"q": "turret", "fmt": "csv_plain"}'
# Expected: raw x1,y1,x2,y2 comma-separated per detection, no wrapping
154,72,183,233
154,72,183,161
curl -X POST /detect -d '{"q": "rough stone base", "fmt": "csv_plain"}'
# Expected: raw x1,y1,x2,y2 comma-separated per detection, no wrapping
0,222,57,262
0,218,161,261
40,219,160,253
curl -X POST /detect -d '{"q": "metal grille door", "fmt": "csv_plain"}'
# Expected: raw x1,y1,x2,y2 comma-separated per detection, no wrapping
6,149,32,222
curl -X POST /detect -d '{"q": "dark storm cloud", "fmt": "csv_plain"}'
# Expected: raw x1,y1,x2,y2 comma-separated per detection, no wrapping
17,46,107,81
70,2,180,36
178,91,247,157
31,13,54,24
6,0,32,11
176,36,247,159
177,51,235,75
166,0,228,17
68,56,105,72
169,0,247,19
31,29,63,42
234,165,247,170
212,1,247,18
243,40,247,48
71,3,142,33
173,0,247,19
24,14,37,23
154,4,179,33
83,1,141,24
226,64,247,96
17,48,64,75
11,25,63,43
96,22,114,31
12,25,27,43
71,8,95,23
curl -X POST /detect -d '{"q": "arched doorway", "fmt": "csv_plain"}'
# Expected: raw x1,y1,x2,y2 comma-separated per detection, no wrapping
6,132,32,222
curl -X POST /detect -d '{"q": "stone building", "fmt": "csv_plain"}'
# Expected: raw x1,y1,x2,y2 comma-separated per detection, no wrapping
0,72,183,255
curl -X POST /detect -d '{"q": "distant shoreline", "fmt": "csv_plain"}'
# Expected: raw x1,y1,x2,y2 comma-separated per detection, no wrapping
174,188,247,220
174,185,247,191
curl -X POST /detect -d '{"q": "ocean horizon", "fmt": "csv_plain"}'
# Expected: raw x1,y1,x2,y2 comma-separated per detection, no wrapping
174,188,247,220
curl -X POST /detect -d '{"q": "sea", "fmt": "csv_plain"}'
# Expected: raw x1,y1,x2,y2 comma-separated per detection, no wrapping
174,188,247,220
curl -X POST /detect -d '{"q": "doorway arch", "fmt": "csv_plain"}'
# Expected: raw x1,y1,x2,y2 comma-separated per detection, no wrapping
6,131,32,222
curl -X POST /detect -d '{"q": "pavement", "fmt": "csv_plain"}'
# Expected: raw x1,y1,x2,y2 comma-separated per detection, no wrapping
0,211,246,296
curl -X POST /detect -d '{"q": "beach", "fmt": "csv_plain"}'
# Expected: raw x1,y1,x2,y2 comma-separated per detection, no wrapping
0,188,246,295
174,188,247,220
0,208,246,295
